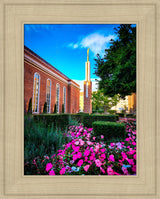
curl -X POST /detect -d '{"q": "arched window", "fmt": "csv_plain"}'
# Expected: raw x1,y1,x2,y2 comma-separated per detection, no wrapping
63,87,66,113
46,79,51,113
56,83,60,113
33,73,40,113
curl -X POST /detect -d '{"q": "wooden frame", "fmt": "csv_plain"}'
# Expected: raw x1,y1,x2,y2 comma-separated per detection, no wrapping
0,0,159,198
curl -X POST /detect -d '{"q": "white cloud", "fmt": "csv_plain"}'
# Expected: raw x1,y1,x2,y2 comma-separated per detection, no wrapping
68,32,116,56
68,43,79,49
80,33,116,55
73,78,100,92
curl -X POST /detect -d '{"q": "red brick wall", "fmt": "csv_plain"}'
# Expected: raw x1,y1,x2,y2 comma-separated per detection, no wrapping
24,60,79,114
68,84,80,113
83,80,92,113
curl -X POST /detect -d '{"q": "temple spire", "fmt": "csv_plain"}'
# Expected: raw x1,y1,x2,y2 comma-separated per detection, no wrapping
87,48,90,62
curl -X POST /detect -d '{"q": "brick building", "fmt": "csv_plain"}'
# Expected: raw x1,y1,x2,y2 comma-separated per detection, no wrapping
24,46,80,114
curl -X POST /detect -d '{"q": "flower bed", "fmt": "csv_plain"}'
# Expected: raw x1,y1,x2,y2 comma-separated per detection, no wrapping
43,118,136,175
25,118,136,175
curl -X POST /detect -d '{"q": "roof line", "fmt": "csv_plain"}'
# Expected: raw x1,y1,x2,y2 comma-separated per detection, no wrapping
24,45,71,81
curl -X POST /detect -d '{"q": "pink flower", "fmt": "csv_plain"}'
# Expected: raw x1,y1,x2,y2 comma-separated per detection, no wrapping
101,135,104,139
77,152,82,159
107,166,114,175
110,143,115,147
132,165,136,173
49,170,55,175
100,148,106,153
77,159,83,167
132,141,136,146
127,159,134,165
93,137,96,140
125,138,130,142
108,154,115,162
100,166,105,174
75,141,79,145
60,167,66,175
121,152,127,159
79,139,84,146
95,159,102,167
72,145,80,152
133,154,136,160
84,156,88,162
122,167,128,175
73,154,78,161
46,163,53,172
84,149,90,156
100,153,106,160
88,128,93,131
84,164,90,172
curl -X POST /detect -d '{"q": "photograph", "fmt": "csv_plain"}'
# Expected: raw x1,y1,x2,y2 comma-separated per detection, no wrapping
24,24,136,176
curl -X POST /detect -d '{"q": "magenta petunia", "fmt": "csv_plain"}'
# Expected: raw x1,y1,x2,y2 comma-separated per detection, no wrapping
46,163,53,172
84,149,90,156
77,159,83,167
49,170,55,175
108,154,115,162
107,166,114,175
60,167,66,175
95,159,102,167
84,164,90,172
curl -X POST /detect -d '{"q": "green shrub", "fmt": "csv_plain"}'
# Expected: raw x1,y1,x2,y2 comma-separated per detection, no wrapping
43,102,47,113
24,115,69,175
107,110,116,115
126,114,135,118
83,115,117,128
54,104,57,113
115,115,119,121
117,113,125,117
92,121,125,141
62,104,64,113
98,110,104,114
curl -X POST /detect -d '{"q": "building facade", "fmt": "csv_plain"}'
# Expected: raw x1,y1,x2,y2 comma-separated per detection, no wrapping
24,46,80,114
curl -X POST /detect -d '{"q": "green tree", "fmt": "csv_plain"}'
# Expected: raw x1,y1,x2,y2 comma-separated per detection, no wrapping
28,98,32,114
94,24,136,98
43,102,47,113
62,104,64,113
91,90,120,113
54,104,57,114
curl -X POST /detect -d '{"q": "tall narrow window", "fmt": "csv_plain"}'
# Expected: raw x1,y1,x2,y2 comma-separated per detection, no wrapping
33,73,40,113
63,87,66,113
56,83,60,113
46,79,51,113
86,82,88,98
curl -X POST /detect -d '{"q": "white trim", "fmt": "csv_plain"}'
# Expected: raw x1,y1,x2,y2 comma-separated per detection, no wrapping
46,78,51,113
63,86,66,113
56,83,60,113
68,81,80,89
25,54,68,84
32,72,40,114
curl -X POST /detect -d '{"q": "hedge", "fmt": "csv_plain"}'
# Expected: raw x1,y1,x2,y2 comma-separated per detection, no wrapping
92,121,126,140
33,114,71,130
83,115,117,128
117,113,125,117
33,113,117,129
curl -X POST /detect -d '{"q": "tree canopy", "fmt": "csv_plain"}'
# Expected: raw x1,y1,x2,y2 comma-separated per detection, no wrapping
94,24,136,99
91,90,120,113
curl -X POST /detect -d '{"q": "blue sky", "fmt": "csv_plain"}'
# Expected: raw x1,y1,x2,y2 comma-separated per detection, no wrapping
24,24,135,91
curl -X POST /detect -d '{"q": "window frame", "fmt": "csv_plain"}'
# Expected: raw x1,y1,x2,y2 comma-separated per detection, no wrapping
32,72,40,113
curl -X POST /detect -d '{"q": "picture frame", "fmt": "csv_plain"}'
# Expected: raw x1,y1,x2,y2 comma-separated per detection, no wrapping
0,0,159,198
